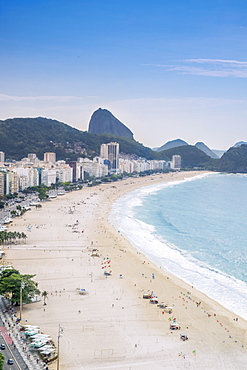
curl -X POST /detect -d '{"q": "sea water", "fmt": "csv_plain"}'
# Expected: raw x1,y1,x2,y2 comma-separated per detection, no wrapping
109,173,247,320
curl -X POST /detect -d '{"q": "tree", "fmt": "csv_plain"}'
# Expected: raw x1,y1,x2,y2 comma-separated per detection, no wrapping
41,290,48,305
0,352,4,369
35,184,49,200
21,232,27,243
0,231,27,245
0,269,40,305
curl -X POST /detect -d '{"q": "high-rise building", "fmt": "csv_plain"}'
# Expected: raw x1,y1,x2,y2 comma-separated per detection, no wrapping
0,172,5,196
100,144,108,159
0,151,5,163
0,170,18,195
100,142,119,174
44,152,56,163
171,155,181,170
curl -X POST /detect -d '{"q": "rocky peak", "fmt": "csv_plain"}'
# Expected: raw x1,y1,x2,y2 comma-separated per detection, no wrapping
88,108,134,139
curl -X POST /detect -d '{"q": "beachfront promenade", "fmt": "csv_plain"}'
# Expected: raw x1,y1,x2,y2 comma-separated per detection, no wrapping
0,296,48,369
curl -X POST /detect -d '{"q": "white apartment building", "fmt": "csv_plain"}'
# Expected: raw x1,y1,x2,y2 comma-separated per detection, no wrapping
119,158,134,174
92,157,108,177
56,165,73,183
13,167,39,190
76,157,108,180
170,155,181,170
119,157,168,174
0,151,5,163
0,170,18,195
0,172,4,196
41,169,57,186
27,153,39,163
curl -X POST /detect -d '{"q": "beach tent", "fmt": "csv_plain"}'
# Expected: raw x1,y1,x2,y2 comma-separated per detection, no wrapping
22,325,40,330
143,293,152,299
41,349,54,355
170,323,181,330
38,345,54,352
32,339,49,348
150,297,158,304
25,330,40,336
31,335,52,341
104,271,112,276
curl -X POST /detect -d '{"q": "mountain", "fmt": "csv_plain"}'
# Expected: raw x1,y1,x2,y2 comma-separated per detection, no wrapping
0,117,151,161
155,145,217,170
0,117,83,160
88,108,134,139
233,141,247,148
156,139,188,152
1,114,247,173
218,144,247,173
195,142,219,159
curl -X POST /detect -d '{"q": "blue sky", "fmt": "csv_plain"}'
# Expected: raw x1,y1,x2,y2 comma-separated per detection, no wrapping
1,0,247,149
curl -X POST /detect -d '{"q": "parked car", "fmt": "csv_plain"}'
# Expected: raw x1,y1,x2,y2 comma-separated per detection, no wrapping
0,343,5,349
7,359,14,364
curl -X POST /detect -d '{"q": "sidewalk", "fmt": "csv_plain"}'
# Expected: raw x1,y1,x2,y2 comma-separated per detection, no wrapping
0,296,50,370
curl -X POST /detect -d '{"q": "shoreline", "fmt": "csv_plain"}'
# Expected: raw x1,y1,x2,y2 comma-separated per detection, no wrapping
109,172,247,322
4,171,247,369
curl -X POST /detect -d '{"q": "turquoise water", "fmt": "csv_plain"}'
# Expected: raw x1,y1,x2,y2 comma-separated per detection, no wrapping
110,173,247,320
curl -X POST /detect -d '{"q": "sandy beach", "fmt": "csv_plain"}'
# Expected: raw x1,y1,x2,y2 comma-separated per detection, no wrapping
4,171,247,369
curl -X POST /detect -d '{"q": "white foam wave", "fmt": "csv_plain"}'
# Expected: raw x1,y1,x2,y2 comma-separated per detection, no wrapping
109,174,247,321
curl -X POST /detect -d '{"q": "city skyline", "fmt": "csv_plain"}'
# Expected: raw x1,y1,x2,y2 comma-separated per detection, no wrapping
1,1,247,150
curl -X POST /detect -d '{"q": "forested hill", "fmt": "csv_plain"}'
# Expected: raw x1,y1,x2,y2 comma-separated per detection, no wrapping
0,117,214,169
218,145,247,173
155,145,218,170
1,117,246,172
0,117,153,161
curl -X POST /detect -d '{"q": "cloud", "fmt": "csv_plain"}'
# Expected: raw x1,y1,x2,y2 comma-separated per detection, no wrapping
0,94,82,102
185,58,247,66
145,58,247,78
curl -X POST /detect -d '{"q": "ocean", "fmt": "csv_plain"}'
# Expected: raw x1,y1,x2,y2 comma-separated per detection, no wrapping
109,173,247,321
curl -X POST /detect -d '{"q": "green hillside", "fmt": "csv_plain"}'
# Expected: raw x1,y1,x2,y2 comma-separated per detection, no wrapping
0,117,153,161
218,145,247,172
154,145,218,170
2,116,246,173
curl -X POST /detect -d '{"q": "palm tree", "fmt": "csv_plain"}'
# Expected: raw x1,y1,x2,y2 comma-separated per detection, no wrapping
21,232,27,243
41,291,48,305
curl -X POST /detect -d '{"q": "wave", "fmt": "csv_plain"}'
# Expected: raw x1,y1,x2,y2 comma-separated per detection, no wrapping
109,174,247,321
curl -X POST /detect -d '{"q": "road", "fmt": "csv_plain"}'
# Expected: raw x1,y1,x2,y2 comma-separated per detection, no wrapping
0,297,48,370
0,321,27,370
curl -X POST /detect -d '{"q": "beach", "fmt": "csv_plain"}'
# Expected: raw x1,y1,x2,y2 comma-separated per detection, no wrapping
5,171,247,369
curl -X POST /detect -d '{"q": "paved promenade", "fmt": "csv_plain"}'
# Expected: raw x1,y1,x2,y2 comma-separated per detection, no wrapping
0,296,50,370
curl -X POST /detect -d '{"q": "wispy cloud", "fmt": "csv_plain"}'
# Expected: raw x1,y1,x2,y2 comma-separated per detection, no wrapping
185,58,247,65
0,94,82,102
145,58,247,78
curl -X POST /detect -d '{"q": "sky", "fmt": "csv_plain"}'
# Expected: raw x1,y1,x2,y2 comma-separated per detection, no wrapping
1,0,247,150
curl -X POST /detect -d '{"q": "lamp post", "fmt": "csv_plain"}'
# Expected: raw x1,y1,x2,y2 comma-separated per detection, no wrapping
57,324,64,370
19,281,25,320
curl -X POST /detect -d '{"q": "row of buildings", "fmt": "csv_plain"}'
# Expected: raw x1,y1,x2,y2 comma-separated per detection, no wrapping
0,145,181,196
